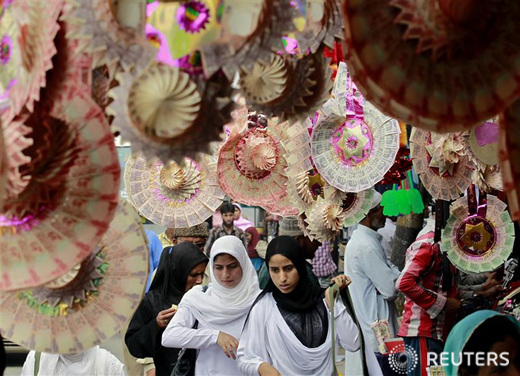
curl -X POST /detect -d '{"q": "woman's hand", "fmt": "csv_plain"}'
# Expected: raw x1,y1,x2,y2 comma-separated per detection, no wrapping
217,331,239,359
258,362,281,376
325,275,352,309
156,307,176,329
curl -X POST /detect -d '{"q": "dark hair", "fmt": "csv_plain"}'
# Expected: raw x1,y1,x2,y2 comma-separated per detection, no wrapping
459,316,520,375
220,202,235,215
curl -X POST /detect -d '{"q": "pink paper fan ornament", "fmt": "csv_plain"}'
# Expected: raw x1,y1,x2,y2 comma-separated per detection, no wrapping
0,200,149,354
342,0,520,132
0,0,61,123
311,62,401,193
0,86,120,292
217,109,298,216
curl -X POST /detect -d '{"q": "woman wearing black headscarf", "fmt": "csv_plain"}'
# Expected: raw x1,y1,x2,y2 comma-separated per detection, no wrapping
236,236,360,376
125,242,208,376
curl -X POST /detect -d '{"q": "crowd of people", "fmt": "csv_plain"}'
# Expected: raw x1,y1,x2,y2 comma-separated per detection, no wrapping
19,194,519,376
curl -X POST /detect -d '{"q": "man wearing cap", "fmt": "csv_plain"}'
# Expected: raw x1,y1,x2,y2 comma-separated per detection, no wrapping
344,189,401,372
204,202,247,254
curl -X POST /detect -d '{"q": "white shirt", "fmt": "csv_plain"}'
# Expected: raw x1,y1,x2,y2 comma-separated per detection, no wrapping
162,305,242,376
21,347,126,376
345,224,401,353
237,293,360,376
377,218,396,261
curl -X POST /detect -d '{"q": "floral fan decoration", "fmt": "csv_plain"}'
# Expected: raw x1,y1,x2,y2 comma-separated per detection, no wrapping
108,62,234,164
239,47,334,122
0,200,149,354
64,0,155,77
311,62,401,192
0,0,62,123
500,100,520,222
125,154,225,228
410,128,474,201
462,121,503,194
217,107,298,216
305,188,374,242
200,0,298,79
342,0,520,132
442,188,515,273
0,85,120,292
295,0,344,54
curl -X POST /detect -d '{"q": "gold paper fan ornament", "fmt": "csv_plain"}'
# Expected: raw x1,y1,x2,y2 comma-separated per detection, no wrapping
125,155,225,228
128,63,202,139
239,55,288,105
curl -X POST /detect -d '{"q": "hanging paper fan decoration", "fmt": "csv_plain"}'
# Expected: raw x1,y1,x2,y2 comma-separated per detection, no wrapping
0,86,120,292
342,0,520,132
217,109,298,216
125,155,225,228
305,189,374,242
0,0,61,122
295,0,343,54
241,48,334,122
466,121,499,167
442,193,515,273
410,127,474,201
311,62,401,192
0,200,149,354
500,100,520,221
200,0,297,79
108,62,234,164
64,0,155,76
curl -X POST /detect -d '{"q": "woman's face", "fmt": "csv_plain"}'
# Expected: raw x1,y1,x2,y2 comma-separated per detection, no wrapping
213,253,243,289
185,262,207,292
245,232,252,243
268,254,299,294
476,335,519,376
233,207,241,220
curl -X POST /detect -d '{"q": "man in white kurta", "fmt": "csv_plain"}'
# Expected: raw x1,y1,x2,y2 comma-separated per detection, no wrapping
344,191,400,374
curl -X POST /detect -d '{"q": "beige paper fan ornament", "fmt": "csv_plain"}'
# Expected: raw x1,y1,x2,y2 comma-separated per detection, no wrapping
63,0,154,76
125,155,225,228
242,49,333,122
201,0,298,79
0,200,149,354
410,128,474,201
128,63,202,139
239,55,288,105
296,0,344,53
108,63,234,164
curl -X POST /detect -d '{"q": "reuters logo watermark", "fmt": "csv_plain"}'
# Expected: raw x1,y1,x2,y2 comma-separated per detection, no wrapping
388,344,419,374
428,352,510,367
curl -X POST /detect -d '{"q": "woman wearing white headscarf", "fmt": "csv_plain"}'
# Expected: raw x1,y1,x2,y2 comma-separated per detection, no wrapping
20,346,126,376
162,235,261,376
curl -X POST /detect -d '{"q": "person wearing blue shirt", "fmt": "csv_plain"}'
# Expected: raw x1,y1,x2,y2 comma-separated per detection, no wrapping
145,229,163,291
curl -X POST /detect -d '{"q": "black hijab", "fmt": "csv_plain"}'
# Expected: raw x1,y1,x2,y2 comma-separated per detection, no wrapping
150,242,209,306
264,236,323,312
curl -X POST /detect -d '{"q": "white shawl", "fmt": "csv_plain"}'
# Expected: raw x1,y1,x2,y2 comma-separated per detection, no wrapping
179,235,260,336
237,293,361,376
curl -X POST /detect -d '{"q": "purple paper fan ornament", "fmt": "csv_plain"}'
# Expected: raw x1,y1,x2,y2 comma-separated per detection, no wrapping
176,1,210,34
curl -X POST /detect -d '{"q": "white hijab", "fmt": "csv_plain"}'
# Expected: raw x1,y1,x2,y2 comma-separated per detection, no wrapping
27,347,98,376
180,236,260,335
